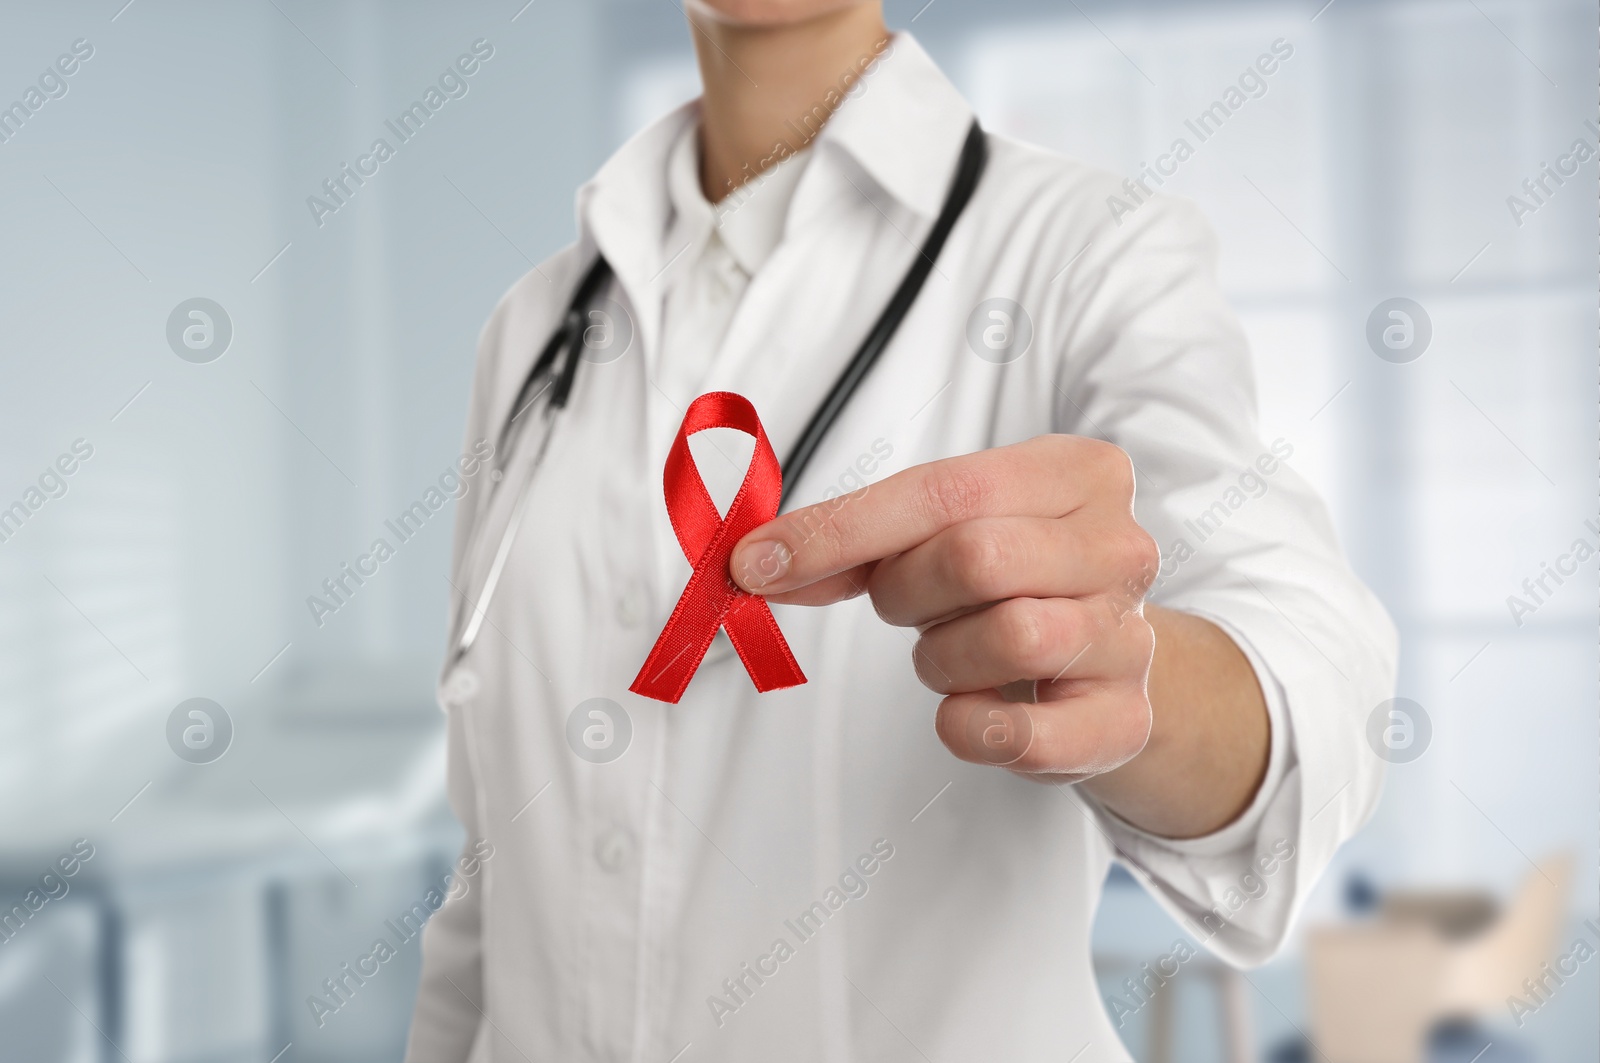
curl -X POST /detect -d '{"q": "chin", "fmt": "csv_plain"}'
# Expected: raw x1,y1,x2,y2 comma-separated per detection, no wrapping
687,0,872,27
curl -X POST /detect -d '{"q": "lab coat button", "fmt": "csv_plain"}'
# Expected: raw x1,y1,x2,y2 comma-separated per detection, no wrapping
441,668,480,706
594,827,634,873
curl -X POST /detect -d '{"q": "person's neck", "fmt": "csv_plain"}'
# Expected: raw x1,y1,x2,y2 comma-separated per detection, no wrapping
688,4,891,204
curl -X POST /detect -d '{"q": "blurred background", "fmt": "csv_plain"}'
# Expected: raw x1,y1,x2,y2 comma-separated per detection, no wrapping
0,0,1593,1060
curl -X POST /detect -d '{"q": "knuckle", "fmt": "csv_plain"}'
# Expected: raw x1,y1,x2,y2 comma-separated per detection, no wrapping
996,599,1052,673
865,582,899,625
868,580,922,629
920,462,994,527
1120,525,1161,594
945,522,1010,601
1132,524,1161,575
1124,615,1156,670
1090,439,1136,495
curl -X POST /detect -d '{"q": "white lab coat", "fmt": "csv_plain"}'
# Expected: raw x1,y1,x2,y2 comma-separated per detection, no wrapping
405,33,1396,1063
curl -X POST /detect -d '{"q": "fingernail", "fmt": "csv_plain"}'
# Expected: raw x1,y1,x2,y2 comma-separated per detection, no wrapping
736,539,791,591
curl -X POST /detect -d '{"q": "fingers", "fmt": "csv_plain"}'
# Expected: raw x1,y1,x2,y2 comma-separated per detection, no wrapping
867,514,1153,628
760,564,875,607
910,597,1152,695
934,687,1151,775
731,435,1131,597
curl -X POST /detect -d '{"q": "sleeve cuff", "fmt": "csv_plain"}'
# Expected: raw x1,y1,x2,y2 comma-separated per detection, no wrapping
1095,609,1297,859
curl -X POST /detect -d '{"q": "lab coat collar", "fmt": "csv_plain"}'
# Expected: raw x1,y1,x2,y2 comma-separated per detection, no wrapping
577,97,696,274
805,32,974,220
574,31,974,299
571,32,975,401
574,98,700,374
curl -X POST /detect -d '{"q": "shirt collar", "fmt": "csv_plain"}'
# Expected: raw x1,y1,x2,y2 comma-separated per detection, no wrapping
665,119,814,278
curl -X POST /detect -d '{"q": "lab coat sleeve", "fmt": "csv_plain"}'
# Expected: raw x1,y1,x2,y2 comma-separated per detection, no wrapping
1050,192,1398,967
407,263,569,1060
404,701,487,1062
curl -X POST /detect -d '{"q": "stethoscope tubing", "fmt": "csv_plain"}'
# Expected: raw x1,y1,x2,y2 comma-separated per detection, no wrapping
447,120,987,667
451,404,562,664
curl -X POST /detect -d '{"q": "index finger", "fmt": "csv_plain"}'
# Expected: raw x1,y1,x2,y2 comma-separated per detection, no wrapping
729,435,1119,596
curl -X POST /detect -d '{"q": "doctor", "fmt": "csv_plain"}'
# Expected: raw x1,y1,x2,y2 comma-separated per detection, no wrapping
407,1,1396,1060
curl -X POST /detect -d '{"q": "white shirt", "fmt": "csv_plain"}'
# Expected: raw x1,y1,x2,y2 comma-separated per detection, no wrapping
656,119,812,410
407,33,1397,1063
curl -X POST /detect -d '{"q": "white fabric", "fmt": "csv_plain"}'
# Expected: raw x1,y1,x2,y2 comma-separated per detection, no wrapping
406,32,1397,1063
656,120,813,410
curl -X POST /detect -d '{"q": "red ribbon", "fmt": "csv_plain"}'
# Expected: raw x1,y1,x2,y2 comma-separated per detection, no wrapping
629,392,807,704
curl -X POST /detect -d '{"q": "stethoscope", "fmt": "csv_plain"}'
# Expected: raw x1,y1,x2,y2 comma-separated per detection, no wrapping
449,119,987,666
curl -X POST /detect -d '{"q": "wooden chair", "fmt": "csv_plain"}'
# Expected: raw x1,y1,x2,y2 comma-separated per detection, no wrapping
1306,855,1573,1063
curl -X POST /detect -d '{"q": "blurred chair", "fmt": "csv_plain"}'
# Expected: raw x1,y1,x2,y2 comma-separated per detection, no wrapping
1306,854,1573,1063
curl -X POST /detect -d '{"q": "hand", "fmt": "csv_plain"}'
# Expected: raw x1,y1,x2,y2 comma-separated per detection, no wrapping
730,435,1161,779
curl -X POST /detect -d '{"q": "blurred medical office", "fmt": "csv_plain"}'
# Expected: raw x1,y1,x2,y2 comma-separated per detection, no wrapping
0,0,1593,1060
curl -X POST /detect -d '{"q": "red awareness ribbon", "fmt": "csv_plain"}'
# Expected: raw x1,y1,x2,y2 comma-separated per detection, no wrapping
629,392,807,704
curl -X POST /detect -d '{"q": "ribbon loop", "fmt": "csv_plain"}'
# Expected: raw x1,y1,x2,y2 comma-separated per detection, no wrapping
629,392,807,704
